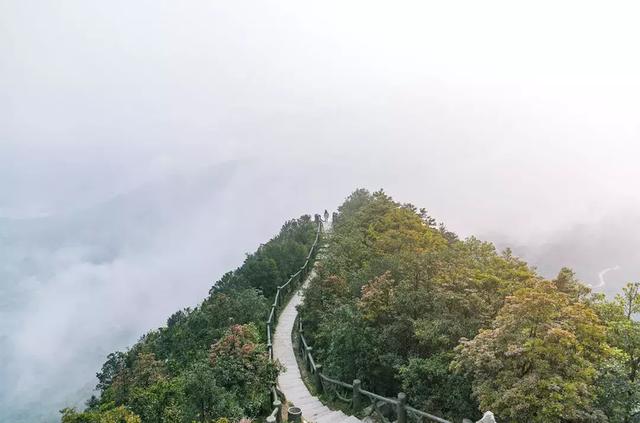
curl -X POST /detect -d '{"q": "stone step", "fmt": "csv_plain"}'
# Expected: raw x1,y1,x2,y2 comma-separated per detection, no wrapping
273,263,362,423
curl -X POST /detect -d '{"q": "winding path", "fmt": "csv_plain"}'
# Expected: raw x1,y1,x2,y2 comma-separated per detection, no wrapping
273,245,361,423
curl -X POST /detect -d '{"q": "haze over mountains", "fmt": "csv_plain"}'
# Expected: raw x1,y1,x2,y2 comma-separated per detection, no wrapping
491,210,640,297
0,160,347,422
4,1,640,421
2,158,639,422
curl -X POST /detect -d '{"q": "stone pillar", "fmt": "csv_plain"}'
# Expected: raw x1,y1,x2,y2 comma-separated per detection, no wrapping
477,411,497,423
272,400,281,423
352,379,362,413
397,392,407,423
288,406,302,423
314,364,323,393
305,347,312,371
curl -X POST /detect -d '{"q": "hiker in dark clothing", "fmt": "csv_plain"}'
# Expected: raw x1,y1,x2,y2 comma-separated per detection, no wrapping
324,209,329,222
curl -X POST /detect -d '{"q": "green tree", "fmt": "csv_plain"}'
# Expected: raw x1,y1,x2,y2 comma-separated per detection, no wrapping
452,281,609,422
553,267,591,301
315,303,393,393
299,275,350,338
400,354,477,421
209,324,282,416
128,380,179,423
238,254,280,297
182,360,242,422
96,352,127,394
594,282,640,422
60,406,141,423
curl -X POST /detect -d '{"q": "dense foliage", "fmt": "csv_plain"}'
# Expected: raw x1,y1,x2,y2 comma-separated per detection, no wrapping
61,216,318,423
299,189,640,422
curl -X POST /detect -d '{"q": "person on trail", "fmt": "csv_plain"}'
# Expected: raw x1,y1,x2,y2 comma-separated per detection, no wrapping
324,209,329,222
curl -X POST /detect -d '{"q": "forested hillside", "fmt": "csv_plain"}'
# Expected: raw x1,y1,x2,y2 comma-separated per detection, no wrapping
299,190,640,423
61,189,640,423
61,215,318,423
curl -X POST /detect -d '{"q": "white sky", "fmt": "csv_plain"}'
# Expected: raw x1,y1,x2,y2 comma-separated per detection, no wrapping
3,1,640,238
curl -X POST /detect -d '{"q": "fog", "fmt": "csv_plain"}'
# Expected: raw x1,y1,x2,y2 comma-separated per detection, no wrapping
3,1,640,421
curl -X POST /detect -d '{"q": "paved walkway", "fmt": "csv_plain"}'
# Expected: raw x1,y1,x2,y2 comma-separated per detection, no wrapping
273,237,361,423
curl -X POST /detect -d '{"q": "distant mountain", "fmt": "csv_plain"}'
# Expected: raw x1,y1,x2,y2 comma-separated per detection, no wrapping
489,210,640,297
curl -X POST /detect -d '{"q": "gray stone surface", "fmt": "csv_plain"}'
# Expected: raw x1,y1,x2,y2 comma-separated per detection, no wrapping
273,249,361,423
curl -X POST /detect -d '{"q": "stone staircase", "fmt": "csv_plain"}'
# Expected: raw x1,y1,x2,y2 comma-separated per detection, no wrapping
273,264,361,423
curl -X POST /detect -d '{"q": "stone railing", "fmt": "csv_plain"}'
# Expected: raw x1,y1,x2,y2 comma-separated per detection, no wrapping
296,319,496,423
265,216,323,423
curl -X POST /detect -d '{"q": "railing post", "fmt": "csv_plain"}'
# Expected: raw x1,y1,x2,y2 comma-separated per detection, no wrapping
298,328,304,356
288,406,302,423
273,399,282,423
476,411,497,423
306,347,313,371
397,392,407,423
266,320,273,359
352,379,362,413
314,364,323,393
